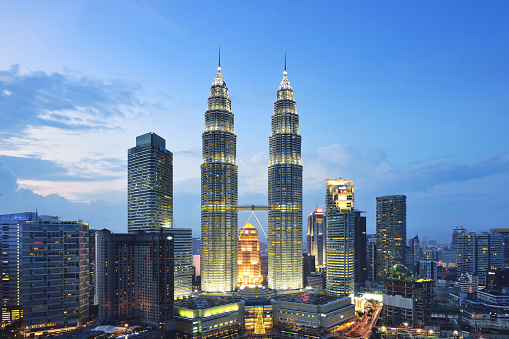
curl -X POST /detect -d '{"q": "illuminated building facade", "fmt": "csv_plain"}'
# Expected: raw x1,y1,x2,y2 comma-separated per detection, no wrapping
0,212,89,335
200,62,238,292
375,195,407,282
128,132,173,232
237,222,262,288
325,179,355,297
268,64,303,290
96,230,174,330
307,207,326,272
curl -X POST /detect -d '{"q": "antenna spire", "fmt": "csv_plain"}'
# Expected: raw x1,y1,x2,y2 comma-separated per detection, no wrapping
284,50,287,75
218,46,221,71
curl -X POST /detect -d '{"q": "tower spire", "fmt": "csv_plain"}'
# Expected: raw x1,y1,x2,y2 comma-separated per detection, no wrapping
284,50,287,75
218,46,221,71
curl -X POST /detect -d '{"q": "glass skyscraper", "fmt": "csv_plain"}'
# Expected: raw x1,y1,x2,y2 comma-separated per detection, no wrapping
376,195,407,282
201,63,238,292
268,65,303,290
325,179,355,296
128,132,173,232
307,207,326,272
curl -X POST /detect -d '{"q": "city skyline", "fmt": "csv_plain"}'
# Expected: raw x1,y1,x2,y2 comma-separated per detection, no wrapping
1,2,509,241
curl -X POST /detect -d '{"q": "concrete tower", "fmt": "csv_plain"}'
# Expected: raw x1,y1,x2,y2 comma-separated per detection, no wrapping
268,58,303,290
201,57,238,292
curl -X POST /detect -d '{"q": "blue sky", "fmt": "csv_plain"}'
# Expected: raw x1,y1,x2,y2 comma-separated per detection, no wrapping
0,1,508,242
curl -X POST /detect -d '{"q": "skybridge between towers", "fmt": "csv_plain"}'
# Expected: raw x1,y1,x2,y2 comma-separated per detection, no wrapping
237,205,270,212
237,205,270,240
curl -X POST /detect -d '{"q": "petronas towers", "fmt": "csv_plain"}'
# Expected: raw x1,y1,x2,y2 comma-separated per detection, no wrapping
201,55,302,291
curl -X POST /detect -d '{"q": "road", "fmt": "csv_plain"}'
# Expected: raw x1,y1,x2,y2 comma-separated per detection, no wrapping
325,305,382,339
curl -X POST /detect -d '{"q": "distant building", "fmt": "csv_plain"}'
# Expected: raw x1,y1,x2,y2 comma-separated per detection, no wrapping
376,195,407,282
408,235,420,272
477,232,504,282
128,132,173,232
307,207,326,272
326,179,355,296
437,250,456,268
457,232,477,276
354,210,367,284
238,223,262,288
302,253,316,288
457,231,504,285
451,225,467,261
0,212,89,335
461,289,509,334
96,230,174,330
486,269,509,292
458,273,479,294
367,235,377,281
490,228,509,269
417,259,438,281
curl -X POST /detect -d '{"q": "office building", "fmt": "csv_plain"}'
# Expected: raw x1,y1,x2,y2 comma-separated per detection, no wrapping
96,229,174,330
268,63,303,290
325,179,355,296
237,222,262,288
367,235,377,281
490,228,509,269
302,253,316,288
477,231,504,282
0,212,89,336
408,235,420,272
451,225,467,254
201,61,238,292
307,207,326,272
417,259,438,280
165,228,193,298
375,195,407,282
128,132,173,232
457,232,477,276
486,269,509,291
354,210,367,284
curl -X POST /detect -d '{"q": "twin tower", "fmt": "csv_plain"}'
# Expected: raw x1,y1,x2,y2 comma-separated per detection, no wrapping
201,60,303,292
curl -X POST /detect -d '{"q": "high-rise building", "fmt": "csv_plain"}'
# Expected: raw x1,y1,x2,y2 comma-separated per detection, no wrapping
128,132,173,232
409,235,420,272
237,222,262,288
127,133,192,298
201,61,238,292
268,63,303,290
307,207,326,272
490,228,509,269
457,232,477,276
165,229,193,298
477,231,504,282
451,225,467,253
0,212,89,335
96,230,174,330
367,235,377,281
375,195,407,282
354,210,367,284
451,225,467,267
417,259,438,280
326,179,355,296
